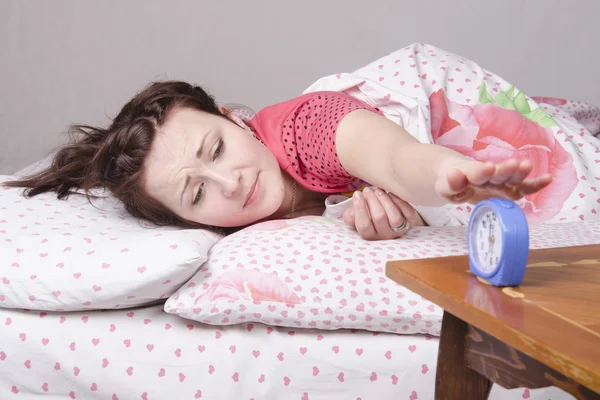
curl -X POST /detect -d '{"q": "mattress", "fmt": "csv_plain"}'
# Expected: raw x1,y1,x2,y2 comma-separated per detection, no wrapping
0,305,574,399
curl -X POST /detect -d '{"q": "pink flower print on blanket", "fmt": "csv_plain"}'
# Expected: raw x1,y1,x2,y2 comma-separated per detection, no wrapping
195,270,302,304
430,86,578,223
531,96,568,107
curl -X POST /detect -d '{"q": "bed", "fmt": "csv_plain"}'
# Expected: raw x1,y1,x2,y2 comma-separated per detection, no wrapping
0,304,441,400
0,304,582,400
2,41,600,399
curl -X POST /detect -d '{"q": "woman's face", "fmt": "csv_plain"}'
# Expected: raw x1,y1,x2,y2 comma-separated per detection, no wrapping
143,107,286,227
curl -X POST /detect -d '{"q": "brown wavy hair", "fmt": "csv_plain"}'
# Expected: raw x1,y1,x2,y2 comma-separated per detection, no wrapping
3,81,233,229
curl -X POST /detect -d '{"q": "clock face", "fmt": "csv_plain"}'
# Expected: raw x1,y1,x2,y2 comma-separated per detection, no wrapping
470,207,503,273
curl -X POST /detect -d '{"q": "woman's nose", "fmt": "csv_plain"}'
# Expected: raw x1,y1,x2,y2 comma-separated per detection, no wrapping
216,169,242,198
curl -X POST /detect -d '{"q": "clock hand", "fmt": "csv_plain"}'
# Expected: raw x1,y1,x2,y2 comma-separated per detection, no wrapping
490,221,498,265
488,218,493,254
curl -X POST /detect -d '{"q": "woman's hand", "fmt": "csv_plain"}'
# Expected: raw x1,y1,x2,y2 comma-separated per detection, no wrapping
435,158,552,204
343,187,426,240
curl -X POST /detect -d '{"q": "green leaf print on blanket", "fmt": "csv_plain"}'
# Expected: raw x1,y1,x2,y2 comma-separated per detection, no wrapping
479,81,556,128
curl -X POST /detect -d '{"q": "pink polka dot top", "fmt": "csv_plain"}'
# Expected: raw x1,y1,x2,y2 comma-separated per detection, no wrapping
246,91,382,194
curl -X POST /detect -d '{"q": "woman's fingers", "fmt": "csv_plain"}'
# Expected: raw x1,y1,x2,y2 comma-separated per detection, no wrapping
516,173,553,196
373,189,405,229
443,161,494,197
342,204,356,229
463,161,496,186
344,188,414,240
371,188,411,238
506,160,533,186
388,192,426,228
352,191,377,240
440,158,551,204
362,188,401,239
361,188,390,229
444,168,470,195
489,159,519,185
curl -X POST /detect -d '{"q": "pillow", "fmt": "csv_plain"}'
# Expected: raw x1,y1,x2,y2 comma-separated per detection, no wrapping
165,216,600,335
0,176,222,311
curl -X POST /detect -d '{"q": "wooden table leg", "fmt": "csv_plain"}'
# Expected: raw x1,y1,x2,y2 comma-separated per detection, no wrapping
436,311,492,400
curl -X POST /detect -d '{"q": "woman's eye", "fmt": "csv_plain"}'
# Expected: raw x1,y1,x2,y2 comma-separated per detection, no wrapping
193,185,203,206
213,139,224,160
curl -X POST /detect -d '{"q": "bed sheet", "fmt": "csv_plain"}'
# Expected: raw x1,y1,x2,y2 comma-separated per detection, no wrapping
0,305,574,400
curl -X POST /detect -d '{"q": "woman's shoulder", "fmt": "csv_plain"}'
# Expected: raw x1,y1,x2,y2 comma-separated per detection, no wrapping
249,90,378,134
256,91,360,115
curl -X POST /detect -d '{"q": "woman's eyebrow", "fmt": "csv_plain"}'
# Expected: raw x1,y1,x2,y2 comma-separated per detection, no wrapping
179,128,214,205
180,175,191,206
195,128,214,159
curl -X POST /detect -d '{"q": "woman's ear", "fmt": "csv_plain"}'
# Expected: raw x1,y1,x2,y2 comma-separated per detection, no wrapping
232,114,251,130
220,105,252,131
218,105,231,117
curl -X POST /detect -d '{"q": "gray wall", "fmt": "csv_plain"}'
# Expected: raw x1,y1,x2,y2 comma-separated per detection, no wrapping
1,0,599,174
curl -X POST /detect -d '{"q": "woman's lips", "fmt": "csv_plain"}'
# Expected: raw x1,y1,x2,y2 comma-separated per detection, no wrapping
244,174,260,207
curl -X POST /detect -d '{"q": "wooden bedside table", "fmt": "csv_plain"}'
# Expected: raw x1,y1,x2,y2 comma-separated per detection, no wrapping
386,244,600,400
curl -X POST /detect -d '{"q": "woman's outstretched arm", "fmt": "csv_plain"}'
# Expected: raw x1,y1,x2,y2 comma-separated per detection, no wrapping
335,109,552,207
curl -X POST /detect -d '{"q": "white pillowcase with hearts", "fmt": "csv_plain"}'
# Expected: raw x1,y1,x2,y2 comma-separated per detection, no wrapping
165,216,449,335
165,216,600,335
0,176,222,311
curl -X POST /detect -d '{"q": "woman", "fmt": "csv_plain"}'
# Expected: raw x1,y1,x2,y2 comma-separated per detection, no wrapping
4,80,550,241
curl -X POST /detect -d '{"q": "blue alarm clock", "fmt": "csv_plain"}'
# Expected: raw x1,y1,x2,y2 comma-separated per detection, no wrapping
467,198,529,287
